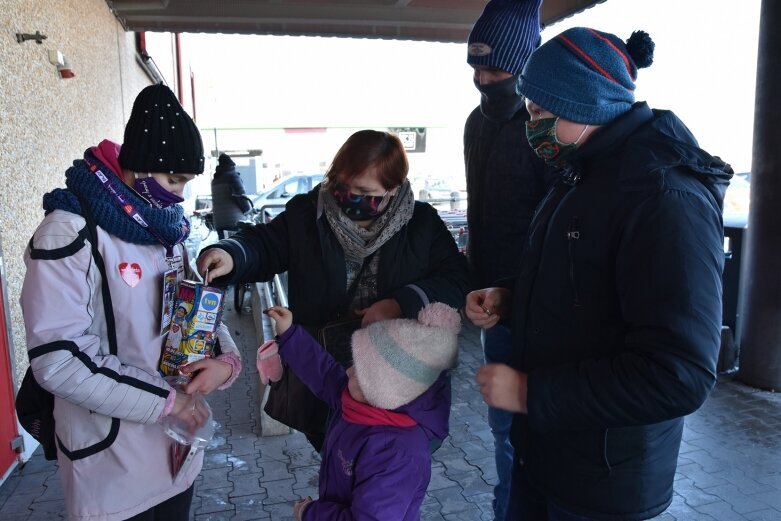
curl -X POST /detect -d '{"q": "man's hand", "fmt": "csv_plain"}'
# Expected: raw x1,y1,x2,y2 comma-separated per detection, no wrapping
475,363,528,413
196,248,234,284
355,298,402,327
293,496,314,520
181,358,233,395
465,287,511,328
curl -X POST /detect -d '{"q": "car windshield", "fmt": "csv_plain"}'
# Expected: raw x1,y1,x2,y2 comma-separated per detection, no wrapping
723,173,750,228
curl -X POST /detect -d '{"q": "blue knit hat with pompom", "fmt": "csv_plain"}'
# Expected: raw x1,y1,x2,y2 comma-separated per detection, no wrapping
519,28,655,124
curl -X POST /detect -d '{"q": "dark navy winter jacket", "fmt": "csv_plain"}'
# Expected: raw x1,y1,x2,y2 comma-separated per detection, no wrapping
508,102,732,520
464,106,552,289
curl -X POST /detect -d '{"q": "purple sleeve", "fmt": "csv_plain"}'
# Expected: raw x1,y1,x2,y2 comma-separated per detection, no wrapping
303,443,426,520
277,325,347,410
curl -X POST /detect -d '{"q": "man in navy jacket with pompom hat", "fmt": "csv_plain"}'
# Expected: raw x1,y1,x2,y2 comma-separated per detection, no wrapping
466,28,733,520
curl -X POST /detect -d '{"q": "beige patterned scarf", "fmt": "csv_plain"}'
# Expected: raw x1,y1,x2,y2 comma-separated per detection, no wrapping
321,180,414,262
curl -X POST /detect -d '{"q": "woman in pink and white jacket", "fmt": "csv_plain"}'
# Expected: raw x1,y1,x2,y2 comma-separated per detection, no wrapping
20,84,241,521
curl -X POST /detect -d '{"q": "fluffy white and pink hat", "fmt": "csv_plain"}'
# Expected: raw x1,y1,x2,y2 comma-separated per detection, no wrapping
351,302,461,410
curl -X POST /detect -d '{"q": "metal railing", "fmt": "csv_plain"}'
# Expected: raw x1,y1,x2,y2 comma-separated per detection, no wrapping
262,274,288,310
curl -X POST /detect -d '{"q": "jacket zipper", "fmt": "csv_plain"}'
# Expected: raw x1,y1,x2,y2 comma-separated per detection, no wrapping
567,216,582,308
602,429,612,475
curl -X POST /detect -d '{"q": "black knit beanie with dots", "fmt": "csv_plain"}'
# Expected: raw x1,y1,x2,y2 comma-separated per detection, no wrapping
118,83,205,175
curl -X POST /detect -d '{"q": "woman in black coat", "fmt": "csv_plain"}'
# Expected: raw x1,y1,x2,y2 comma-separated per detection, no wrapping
198,130,469,449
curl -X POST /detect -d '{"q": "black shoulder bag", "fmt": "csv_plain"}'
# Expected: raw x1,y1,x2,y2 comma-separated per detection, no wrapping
315,253,377,367
15,199,114,460
263,253,375,442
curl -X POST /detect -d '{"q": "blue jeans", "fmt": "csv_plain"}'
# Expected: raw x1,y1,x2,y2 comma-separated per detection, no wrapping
482,325,515,521
508,457,596,521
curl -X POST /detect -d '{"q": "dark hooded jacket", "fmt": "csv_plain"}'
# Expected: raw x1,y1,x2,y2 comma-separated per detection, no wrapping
211,154,252,230
507,102,732,520
464,105,552,289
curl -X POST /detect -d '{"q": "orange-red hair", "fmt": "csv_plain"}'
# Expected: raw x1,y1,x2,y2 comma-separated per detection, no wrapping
325,130,408,190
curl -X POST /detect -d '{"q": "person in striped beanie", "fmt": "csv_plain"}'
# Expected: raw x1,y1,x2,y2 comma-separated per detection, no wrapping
465,3,549,519
264,303,460,520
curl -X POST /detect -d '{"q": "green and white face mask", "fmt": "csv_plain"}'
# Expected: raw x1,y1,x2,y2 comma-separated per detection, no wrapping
525,117,589,167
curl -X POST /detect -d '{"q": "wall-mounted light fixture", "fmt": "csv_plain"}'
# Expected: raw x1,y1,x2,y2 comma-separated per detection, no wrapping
17,31,74,79
48,50,75,79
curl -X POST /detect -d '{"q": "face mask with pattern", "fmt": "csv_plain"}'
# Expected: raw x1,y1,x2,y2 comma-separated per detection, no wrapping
525,117,589,167
133,173,184,209
331,185,391,220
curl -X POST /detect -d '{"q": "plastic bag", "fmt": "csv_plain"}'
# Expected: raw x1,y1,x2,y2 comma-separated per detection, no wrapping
161,375,215,445
161,375,216,484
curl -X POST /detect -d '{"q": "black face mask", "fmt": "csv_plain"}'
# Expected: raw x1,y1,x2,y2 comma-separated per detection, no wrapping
475,73,526,123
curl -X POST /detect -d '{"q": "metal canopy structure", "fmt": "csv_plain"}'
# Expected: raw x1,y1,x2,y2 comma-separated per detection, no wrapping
106,0,605,41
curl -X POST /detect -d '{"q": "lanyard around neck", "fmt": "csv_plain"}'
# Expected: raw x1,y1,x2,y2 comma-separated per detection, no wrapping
86,161,184,256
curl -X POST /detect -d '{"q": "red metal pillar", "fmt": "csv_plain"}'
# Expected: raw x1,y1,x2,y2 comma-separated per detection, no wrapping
175,33,184,103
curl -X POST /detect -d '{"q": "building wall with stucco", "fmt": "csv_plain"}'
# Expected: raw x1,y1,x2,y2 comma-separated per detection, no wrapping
0,0,154,387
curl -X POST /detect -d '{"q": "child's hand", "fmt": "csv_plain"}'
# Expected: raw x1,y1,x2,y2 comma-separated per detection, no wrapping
168,391,209,432
266,306,293,336
181,358,233,395
293,496,313,520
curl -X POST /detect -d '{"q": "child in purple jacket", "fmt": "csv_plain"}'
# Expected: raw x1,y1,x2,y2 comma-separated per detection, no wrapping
263,302,461,521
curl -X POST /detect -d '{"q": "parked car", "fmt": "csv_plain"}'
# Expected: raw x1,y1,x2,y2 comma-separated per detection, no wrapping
249,173,325,221
413,177,467,211
723,172,750,229
437,208,468,255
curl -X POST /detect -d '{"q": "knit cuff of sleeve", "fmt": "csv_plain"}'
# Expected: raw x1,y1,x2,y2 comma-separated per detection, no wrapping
275,324,298,349
392,285,428,318
216,352,242,390
301,500,315,521
159,388,176,420
199,241,244,285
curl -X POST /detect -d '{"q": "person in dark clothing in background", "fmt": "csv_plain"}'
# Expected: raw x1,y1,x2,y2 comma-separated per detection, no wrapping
211,153,252,239
464,1,549,518
466,28,732,520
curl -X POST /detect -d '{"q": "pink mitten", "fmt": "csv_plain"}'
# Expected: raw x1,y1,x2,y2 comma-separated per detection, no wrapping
256,340,283,385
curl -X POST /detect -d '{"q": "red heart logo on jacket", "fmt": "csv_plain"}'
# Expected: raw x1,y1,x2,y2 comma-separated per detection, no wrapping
118,262,142,288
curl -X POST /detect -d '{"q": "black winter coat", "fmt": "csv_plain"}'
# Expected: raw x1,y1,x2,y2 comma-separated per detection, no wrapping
210,186,469,443
464,106,552,289
211,169,251,230
508,103,732,520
